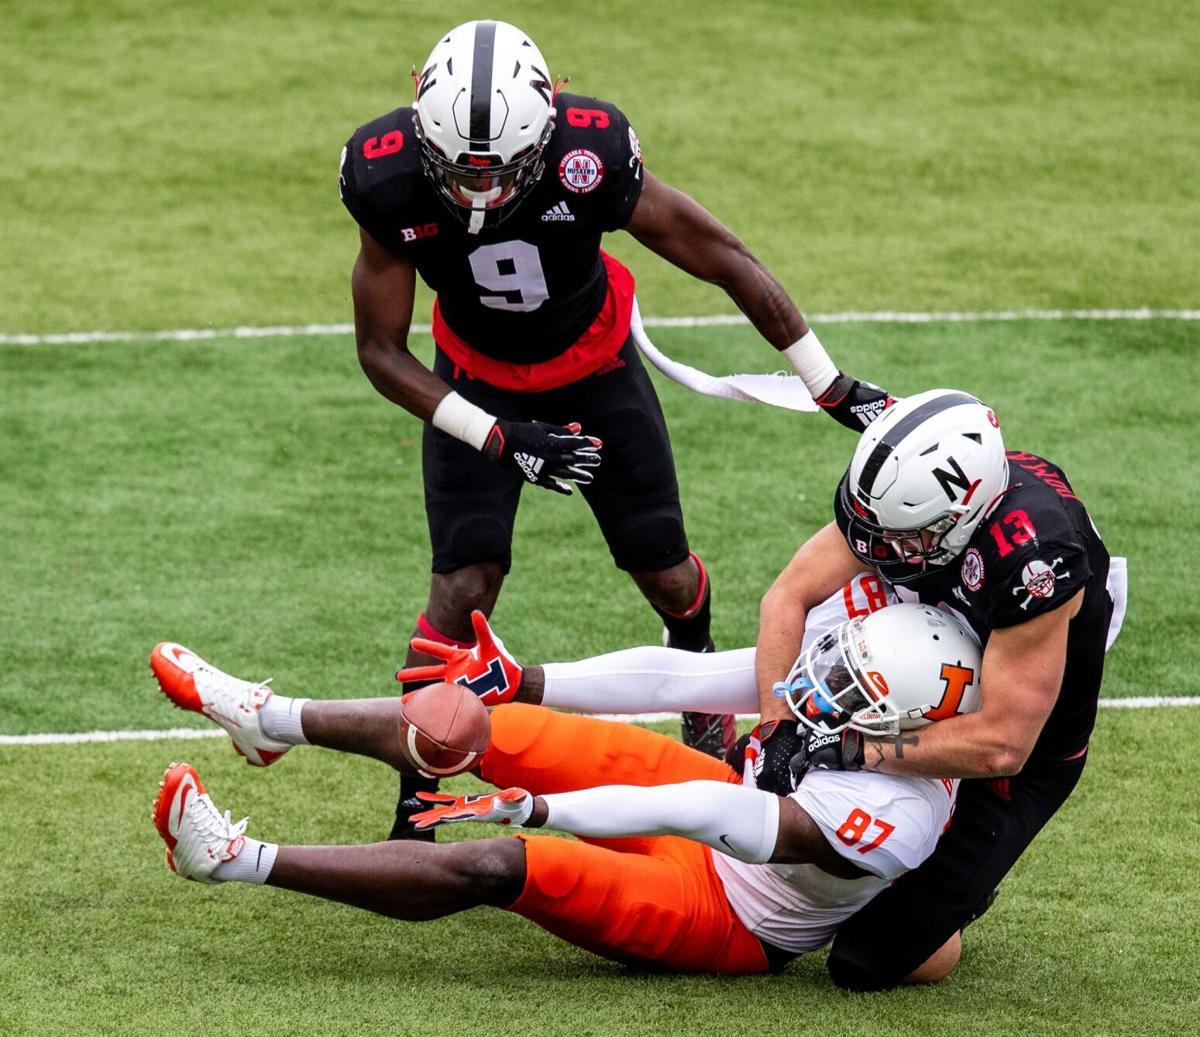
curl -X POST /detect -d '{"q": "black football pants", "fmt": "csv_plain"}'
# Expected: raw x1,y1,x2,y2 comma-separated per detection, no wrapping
423,335,690,575
826,753,1087,990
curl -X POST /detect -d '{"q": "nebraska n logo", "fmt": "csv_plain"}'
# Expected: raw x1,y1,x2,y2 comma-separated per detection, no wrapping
932,457,975,501
529,64,552,104
417,64,438,100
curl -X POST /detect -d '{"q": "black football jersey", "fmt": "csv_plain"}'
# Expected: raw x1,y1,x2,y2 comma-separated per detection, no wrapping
339,92,643,363
897,451,1111,760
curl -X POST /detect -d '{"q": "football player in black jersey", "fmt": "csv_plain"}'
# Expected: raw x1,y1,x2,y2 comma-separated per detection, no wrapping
338,19,882,837
747,389,1118,987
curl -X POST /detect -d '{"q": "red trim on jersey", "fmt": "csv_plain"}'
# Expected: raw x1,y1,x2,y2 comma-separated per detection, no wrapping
431,251,636,393
416,613,477,650
984,777,1012,802
660,551,710,620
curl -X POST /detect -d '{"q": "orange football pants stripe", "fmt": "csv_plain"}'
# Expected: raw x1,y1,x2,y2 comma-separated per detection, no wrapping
479,704,769,974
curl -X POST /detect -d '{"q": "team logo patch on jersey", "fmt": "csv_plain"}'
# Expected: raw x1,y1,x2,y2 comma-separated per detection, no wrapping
559,149,604,193
1012,557,1068,610
540,201,575,222
961,548,985,592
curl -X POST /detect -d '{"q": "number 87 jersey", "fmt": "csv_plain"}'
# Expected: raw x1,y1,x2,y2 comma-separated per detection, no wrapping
339,91,645,390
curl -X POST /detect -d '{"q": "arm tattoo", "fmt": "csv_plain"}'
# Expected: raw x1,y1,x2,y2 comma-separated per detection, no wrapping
866,732,919,771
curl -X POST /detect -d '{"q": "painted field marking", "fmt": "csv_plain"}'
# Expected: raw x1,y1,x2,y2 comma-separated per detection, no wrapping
2,309,1199,347
1,696,1196,747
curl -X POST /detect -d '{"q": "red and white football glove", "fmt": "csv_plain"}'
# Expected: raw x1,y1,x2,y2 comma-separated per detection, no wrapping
395,609,523,706
409,788,534,831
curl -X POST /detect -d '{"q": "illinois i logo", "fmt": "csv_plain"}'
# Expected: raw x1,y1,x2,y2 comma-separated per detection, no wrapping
559,149,604,193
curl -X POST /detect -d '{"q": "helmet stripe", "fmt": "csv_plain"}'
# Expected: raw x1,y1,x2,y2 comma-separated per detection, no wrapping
857,391,979,498
469,20,498,150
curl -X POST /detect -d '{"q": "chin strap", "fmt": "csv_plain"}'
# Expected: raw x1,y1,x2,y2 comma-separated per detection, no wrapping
468,206,485,235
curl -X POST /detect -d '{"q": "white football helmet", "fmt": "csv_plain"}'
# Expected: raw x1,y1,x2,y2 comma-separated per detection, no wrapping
411,20,555,233
784,603,983,735
835,388,1009,584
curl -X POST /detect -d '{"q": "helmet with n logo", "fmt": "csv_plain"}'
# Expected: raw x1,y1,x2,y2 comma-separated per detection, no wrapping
784,603,982,735
834,388,1009,584
411,21,556,233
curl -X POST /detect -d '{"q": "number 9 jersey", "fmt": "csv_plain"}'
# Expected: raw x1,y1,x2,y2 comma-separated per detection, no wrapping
339,92,645,390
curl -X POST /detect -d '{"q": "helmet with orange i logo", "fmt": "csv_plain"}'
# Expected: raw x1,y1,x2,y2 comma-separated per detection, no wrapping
783,603,983,735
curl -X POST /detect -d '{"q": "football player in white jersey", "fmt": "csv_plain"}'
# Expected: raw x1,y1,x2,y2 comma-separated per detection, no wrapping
148,581,977,977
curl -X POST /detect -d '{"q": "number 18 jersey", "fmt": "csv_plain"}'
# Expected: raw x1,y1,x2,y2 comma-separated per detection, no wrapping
339,92,644,385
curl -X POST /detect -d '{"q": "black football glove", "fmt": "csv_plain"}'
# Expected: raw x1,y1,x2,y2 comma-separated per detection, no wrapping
483,420,602,496
815,372,894,431
736,719,809,795
788,725,866,787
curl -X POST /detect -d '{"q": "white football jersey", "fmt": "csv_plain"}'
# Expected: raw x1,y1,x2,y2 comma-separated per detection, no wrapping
713,769,957,954
799,571,897,654
713,569,951,954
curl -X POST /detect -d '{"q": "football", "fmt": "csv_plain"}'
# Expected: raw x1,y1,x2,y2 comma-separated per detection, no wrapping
398,681,491,778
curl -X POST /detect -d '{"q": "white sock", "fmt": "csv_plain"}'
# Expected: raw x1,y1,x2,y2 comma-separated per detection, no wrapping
213,837,278,884
259,694,310,744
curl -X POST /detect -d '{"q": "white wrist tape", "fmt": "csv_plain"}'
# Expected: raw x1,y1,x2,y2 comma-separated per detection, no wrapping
541,780,780,864
781,330,839,398
430,391,497,452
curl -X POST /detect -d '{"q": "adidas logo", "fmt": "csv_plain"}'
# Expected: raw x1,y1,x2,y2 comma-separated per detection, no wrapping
540,201,575,222
514,452,544,482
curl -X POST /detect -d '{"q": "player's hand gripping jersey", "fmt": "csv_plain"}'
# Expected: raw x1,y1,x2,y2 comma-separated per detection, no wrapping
340,93,644,390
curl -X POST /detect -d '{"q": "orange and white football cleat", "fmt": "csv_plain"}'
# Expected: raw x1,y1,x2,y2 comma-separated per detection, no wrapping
152,762,247,883
150,642,290,766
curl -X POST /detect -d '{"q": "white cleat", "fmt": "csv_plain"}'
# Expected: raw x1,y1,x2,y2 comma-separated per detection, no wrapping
152,762,247,883
150,642,291,766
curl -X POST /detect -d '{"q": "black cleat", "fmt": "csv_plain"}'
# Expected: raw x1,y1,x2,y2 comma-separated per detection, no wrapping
389,775,439,842
669,636,737,760
681,709,738,760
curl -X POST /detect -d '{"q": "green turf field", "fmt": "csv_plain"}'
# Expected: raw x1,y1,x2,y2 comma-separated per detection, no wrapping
3,0,1198,1033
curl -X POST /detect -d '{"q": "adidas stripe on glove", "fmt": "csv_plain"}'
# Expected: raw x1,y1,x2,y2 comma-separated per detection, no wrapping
483,419,602,495
815,373,895,431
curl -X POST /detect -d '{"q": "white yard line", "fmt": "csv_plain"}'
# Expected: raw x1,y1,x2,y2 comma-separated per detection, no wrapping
2,305,1192,742
1,696,1195,747
2,309,1199,346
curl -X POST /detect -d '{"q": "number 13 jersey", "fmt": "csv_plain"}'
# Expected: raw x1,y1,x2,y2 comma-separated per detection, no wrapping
339,92,644,388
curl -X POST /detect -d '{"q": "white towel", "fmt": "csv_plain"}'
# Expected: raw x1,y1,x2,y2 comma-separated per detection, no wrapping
630,299,819,413
1106,555,1128,651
